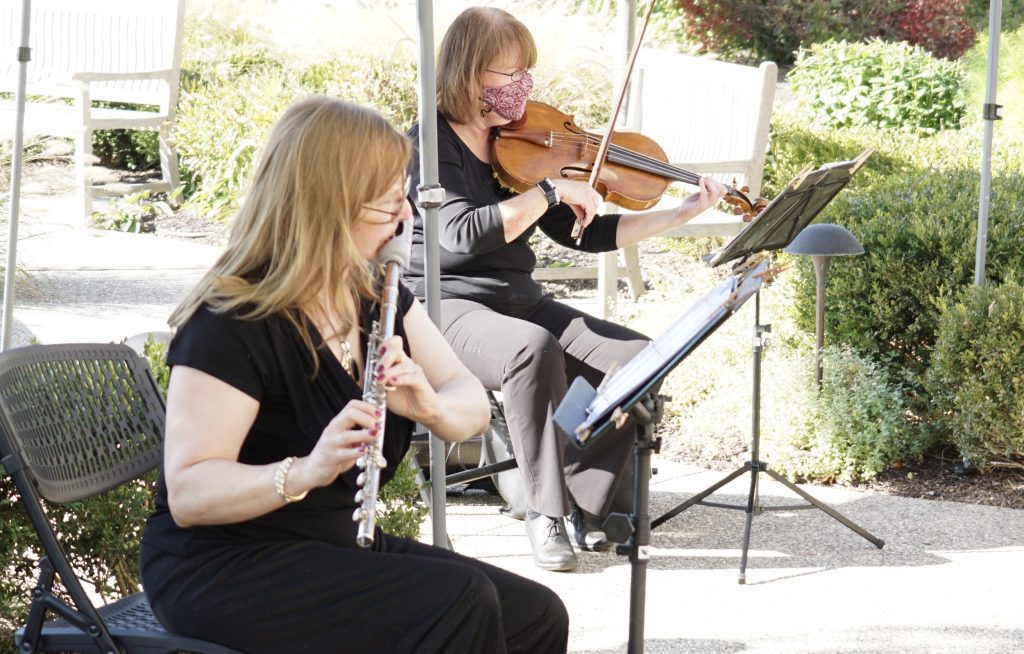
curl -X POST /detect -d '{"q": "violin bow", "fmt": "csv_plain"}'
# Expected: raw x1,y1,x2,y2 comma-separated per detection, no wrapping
573,0,657,242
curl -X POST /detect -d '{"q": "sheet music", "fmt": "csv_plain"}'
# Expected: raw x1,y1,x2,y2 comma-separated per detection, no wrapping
582,275,738,428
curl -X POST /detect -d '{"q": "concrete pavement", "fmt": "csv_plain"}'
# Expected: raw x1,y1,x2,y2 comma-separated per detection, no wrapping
434,458,1024,653
4,167,1024,653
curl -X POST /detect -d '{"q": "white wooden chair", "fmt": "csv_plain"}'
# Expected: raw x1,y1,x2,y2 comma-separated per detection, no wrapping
586,48,778,318
0,0,185,219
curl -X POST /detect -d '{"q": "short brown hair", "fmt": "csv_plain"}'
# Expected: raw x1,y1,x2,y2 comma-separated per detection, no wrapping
436,7,537,124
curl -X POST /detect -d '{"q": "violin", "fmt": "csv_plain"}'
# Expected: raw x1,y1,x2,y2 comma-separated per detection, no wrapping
491,100,768,222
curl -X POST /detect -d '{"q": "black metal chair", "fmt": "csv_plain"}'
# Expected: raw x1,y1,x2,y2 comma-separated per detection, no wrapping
411,391,527,520
0,343,241,654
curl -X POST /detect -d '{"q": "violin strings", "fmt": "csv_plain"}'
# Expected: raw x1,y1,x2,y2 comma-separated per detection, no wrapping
544,132,711,188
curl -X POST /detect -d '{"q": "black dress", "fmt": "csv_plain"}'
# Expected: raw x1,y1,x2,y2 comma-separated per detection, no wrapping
139,287,568,654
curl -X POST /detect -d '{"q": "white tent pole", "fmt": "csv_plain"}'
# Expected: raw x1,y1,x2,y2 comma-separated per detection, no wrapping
1,0,31,351
974,0,1002,286
415,0,449,549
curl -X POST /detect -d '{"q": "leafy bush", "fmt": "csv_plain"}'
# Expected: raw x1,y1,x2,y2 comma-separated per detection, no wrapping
301,52,420,132
673,0,901,65
91,125,160,172
925,280,1024,465
767,118,1024,425
377,451,429,539
787,39,967,134
0,481,38,654
174,66,300,222
762,347,922,484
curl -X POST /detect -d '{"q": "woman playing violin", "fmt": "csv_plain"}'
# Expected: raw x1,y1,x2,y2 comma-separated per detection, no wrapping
405,6,727,573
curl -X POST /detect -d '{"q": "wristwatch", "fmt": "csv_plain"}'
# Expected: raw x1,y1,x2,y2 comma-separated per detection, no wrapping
536,177,560,209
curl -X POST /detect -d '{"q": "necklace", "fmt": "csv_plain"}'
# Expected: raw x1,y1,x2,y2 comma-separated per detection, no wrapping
340,340,356,378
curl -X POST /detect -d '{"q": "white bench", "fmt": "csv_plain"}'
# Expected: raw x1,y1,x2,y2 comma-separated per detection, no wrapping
535,48,777,318
0,0,184,218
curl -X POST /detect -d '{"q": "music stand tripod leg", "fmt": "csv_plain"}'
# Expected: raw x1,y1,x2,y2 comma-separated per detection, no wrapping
603,393,662,654
651,290,884,585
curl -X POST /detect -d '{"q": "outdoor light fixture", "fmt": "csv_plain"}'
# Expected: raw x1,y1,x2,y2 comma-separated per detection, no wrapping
784,223,865,386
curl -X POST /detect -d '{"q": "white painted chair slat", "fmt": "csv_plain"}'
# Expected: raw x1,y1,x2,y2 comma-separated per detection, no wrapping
597,49,777,316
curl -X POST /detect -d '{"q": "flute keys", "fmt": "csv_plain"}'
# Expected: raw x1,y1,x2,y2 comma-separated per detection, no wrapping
352,507,367,522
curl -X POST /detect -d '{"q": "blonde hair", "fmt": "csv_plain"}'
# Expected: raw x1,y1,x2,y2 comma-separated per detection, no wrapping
436,7,537,124
170,96,411,360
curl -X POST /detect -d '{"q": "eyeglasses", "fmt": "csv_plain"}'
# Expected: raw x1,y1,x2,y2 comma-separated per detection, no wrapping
360,176,411,223
486,68,530,83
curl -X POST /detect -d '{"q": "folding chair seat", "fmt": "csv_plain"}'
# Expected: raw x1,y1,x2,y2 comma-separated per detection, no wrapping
0,343,241,654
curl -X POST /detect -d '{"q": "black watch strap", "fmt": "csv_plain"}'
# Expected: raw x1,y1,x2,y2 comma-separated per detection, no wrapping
537,177,560,208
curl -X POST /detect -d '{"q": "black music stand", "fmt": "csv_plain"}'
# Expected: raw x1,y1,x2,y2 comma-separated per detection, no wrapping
651,152,884,584
554,257,770,654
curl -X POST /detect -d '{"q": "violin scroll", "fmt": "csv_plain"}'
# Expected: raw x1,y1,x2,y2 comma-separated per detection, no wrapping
723,181,769,223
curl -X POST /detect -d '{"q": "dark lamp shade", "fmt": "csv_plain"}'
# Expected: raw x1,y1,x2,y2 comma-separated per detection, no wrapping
784,223,864,257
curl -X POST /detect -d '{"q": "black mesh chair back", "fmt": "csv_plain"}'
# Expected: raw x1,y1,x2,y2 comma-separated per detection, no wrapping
0,343,241,654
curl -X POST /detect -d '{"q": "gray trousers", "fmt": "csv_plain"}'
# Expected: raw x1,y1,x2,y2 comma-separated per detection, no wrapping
440,295,649,518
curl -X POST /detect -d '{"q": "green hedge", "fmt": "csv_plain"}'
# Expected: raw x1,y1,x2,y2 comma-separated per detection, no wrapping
788,39,966,134
762,347,921,484
767,117,1024,426
926,280,1024,464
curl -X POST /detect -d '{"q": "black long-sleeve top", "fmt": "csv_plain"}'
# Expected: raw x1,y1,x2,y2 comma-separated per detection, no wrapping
404,114,621,308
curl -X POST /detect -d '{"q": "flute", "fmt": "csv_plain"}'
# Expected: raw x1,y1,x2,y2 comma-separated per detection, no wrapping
353,220,412,548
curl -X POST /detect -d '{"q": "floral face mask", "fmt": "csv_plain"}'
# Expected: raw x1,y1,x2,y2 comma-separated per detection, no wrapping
481,72,534,121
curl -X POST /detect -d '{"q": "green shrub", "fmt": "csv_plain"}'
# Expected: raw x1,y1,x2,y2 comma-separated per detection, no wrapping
91,125,160,172
767,119,1024,423
377,451,429,539
762,347,923,484
651,297,923,485
180,11,284,93
174,66,301,222
925,280,1024,465
0,483,38,654
787,39,967,134
300,51,420,132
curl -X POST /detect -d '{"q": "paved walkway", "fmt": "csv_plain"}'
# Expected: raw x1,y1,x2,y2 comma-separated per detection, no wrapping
6,166,221,347
4,167,1023,653
436,459,1024,653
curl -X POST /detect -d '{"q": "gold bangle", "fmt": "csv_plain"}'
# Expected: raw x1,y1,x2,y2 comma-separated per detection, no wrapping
273,456,309,503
